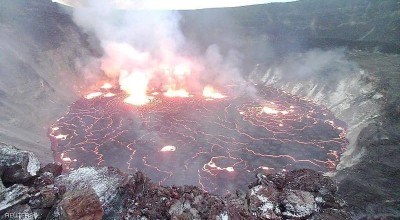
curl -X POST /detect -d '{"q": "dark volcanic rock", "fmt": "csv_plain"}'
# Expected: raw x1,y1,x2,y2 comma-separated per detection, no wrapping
248,184,280,219
280,190,317,219
0,145,351,220
0,177,4,192
54,166,126,218
336,121,400,218
282,169,337,194
0,143,40,184
28,185,59,208
32,208,51,220
181,0,400,56
312,208,352,220
168,199,201,219
54,188,103,220
0,184,30,214
39,163,62,177
34,172,55,187
226,193,253,219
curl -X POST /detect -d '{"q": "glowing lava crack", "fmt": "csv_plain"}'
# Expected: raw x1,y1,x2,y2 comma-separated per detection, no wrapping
49,85,347,194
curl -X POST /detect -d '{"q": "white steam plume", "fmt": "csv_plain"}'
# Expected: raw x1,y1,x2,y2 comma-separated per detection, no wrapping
71,0,247,102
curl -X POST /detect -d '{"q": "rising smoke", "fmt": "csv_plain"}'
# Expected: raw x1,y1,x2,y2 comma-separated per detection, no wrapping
71,0,248,99
70,0,359,101
276,48,359,81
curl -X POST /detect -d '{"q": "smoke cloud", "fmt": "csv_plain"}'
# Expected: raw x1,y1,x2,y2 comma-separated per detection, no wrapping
55,0,297,10
71,0,247,100
277,48,358,81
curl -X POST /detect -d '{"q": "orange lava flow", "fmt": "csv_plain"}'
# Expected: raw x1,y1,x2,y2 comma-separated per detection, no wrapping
50,84,348,195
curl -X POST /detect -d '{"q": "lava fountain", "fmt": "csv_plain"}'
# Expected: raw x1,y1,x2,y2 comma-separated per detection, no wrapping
49,80,347,194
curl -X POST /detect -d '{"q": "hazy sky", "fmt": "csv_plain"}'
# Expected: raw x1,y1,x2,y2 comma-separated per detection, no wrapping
53,0,297,9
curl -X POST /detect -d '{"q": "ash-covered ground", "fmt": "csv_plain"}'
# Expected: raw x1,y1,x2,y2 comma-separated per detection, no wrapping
49,85,347,194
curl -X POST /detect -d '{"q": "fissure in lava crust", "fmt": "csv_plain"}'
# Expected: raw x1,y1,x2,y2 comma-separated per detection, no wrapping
49,85,347,194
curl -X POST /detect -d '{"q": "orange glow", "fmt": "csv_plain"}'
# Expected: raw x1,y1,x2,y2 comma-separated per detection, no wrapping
120,70,152,106
104,92,116,97
164,88,190,98
54,134,68,140
160,145,176,152
101,83,113,89
262,106,289,115
225,167,234,172
262,107,279,114
85,92,103,99
60,153,76,162
202,85,227,99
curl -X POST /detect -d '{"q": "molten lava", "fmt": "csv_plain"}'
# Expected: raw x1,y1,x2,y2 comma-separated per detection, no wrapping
161,145,176,152
119,70,152,106
49,84,348,194
104,92,116,97
100,82,113,89
85,92,103,99
262,106,290,115
202,85,227,99
164,88,190,98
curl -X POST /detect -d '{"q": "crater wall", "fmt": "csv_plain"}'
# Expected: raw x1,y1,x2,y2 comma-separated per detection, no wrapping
251,55,383,171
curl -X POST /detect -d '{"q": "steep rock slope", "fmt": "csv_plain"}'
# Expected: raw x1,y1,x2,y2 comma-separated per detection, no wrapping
181,0,400,56
250,50,400,218
0,0,99,163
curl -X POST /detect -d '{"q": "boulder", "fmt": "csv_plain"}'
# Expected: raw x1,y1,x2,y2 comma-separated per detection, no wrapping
226,194,254,220
280,190,317,219
168,199,201,220
0,184,30,214
248,185,280,219
39,163,62,177
0,143,40,184
57,187,103,220
29,185,59,208
54,166,126,216
34,172,55,187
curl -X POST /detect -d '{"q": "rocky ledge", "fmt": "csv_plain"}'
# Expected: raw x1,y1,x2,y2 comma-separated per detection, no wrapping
0,143,350,219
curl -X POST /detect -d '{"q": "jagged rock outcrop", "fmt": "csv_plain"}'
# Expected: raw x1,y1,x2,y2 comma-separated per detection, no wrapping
48,188,104,220
0,143,40,184
0,144,350,220
0,184,30,214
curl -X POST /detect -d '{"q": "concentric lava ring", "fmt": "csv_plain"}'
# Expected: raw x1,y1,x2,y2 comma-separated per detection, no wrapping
49,85,347,194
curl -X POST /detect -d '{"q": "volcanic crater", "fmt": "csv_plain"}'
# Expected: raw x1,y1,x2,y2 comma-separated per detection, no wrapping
49,84,347,194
